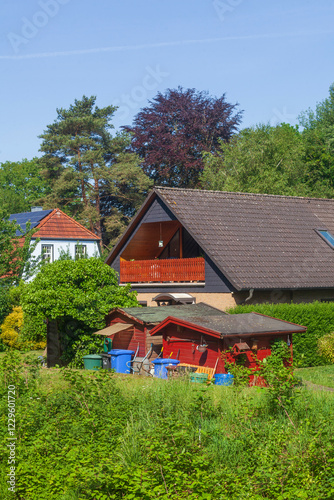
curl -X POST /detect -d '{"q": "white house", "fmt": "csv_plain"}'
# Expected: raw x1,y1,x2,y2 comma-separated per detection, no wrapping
10,207,101,265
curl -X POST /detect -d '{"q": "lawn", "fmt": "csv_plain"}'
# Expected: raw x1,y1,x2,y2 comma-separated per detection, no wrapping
296,364,334,388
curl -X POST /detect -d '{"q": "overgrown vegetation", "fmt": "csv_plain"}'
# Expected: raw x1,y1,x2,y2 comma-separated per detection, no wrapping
297,364,334,388
318,331,334,363
228,301,334,367
0,352,333,499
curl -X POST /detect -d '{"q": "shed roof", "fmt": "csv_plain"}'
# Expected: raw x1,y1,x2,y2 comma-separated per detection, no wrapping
119,302,227,325
149,312,306,338
106,187,334,290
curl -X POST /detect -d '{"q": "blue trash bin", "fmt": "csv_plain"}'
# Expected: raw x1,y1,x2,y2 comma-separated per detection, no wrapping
152,358,180,379
214,373,234,386
108,349,134,374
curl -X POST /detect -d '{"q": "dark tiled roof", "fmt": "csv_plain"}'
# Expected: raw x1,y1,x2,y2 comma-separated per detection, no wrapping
122,302,226,324
122,302,306,336
123,303,306,336
154,188,334,290
179,312,306,337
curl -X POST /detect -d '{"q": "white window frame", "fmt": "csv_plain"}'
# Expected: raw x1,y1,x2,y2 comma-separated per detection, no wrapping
41,244,54,262
75,244,87,259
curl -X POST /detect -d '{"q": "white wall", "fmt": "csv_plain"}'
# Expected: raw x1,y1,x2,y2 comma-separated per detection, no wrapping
30,238,101,262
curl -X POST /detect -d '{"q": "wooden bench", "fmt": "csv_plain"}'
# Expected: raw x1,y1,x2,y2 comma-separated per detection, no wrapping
178,363,215,380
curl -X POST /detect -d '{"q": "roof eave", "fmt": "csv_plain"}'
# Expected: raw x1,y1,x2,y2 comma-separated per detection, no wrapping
154,187,241,290
105,189,158,265
149,316,221,338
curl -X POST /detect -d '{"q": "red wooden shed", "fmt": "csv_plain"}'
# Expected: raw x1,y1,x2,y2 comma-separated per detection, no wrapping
95,304,306,376
149,312,307,374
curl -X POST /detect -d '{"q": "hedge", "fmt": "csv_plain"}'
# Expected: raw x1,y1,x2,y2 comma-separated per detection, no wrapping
227,301,334,367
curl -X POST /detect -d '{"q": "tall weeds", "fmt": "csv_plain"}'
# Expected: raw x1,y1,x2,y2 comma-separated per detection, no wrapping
0,353,333,499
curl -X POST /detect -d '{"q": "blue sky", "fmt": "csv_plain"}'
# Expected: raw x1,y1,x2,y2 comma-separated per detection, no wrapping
0,0,333,163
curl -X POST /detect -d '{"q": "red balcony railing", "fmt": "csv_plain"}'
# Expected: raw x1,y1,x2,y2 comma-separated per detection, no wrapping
120,257,205,283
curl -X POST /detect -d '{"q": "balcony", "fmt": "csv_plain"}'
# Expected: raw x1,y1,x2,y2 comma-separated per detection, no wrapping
120,257,205,284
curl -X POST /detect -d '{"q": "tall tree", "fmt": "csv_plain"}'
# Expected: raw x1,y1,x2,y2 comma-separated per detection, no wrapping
298,83,334,198
124,87,242,188
0,159,48,214
38,96,152,247
201,123,309,196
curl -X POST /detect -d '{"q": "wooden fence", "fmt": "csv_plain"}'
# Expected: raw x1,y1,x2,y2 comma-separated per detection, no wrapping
120,257,205,283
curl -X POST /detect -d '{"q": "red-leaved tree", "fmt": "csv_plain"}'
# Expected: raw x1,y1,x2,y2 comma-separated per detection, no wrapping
124,87,242,187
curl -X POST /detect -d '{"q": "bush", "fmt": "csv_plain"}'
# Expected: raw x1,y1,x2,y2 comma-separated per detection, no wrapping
0,286,11,325
318,332,334,363
0,306,46,350
0,306,24,348
228,301,334,367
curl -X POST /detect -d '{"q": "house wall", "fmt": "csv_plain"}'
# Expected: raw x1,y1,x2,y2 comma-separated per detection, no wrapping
159,327,292,378
233,289,334,305
110,197,236,294
30,238,100,264
137,291,237,310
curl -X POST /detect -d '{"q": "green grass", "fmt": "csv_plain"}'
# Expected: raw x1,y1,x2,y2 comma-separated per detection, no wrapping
296,364,334,388
0,357,334,500
0,349,44,359
1,357,334,499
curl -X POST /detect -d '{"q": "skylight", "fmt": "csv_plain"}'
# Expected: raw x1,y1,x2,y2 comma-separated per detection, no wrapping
317,230,334,249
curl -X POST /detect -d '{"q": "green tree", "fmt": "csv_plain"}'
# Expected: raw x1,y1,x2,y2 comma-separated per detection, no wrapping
0,210,41,287
201,123,308,196
38,96,152,248
298,83,334,198
0,158,48,214
21,257,138,344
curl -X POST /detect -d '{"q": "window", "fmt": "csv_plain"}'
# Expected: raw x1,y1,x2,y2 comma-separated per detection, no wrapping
316,229,334,249
42,244,53,262
75,244,87,259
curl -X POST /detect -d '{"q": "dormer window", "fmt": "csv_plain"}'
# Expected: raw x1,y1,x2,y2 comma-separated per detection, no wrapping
316,229,334,249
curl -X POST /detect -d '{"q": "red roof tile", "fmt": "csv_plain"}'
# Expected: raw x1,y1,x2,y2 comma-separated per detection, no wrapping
32,209,100,240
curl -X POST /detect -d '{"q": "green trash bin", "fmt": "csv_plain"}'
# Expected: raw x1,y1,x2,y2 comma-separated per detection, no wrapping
83,354,102,370
190,373,208,384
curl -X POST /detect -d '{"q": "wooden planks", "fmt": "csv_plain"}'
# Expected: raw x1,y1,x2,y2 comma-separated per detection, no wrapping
120,257,205,283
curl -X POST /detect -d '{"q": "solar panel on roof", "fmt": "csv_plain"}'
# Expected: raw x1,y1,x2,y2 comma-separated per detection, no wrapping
9,210,53,236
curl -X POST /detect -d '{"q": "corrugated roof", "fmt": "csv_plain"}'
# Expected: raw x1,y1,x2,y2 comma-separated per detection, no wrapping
93,323,132,336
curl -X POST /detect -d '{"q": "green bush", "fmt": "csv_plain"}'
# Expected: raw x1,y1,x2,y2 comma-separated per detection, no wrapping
0,286,11,325
1,364,334,500
228,301,334,367
318,332,334,363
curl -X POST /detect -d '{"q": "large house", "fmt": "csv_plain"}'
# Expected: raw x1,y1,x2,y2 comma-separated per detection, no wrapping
10,207,100,268
105,187,334,309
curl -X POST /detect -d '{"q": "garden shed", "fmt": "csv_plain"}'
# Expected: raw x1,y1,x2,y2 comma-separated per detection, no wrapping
100,303,225,361
148,311,307,373
96,304,306,373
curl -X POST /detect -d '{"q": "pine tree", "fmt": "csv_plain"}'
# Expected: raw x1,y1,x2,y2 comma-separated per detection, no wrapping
38,96,152,247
